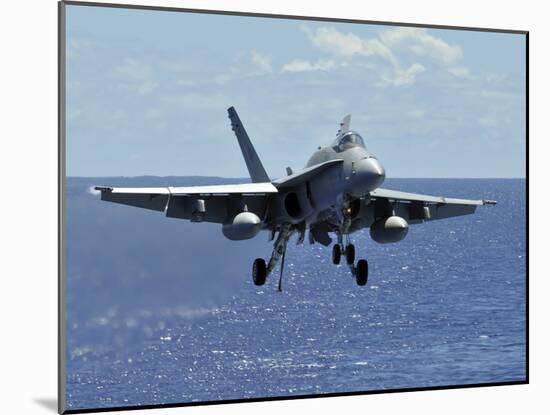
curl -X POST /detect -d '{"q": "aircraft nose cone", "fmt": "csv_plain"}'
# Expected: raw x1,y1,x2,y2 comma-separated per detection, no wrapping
364,158,385,179
359,157,385,184
349,157,386,196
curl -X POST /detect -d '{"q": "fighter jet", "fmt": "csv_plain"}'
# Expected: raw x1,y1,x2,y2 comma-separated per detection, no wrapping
95,107,496,290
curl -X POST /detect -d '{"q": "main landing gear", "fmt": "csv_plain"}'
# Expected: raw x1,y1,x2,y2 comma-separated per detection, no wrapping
252,258,267,286
251,224,367,290
355,259,369,286
252,224,294,291
333,234,368,286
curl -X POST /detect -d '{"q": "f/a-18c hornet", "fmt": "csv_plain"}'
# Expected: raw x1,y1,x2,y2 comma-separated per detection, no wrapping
96,107,496,291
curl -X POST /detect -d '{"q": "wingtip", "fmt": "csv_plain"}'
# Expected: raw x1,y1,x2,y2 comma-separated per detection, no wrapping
483,199,497,205
94,186,112,192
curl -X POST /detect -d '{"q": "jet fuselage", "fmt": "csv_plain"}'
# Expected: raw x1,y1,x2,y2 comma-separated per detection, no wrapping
269,131,386,230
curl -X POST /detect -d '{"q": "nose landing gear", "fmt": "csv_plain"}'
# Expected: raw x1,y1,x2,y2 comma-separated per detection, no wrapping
332,244,341,264
332,242,355,265
346,244,355,265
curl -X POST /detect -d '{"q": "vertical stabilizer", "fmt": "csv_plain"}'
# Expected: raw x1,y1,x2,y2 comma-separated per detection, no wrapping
227,106,270,183
336,114,352,136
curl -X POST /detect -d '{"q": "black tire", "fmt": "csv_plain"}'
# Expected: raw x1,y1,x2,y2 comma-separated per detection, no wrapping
252,258,267,286
332,244,342,265
346,244,355,265
356,259,368,286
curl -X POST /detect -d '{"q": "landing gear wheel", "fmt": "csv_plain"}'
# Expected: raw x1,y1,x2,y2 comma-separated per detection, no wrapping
346,244,355,265
252,258,267,286
356,259,368,286
332,244,342,265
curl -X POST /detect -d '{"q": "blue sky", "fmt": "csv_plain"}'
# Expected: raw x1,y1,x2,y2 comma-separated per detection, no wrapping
66,5,526,178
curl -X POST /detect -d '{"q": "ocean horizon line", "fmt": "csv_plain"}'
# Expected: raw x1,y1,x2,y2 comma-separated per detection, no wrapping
67,175,527,180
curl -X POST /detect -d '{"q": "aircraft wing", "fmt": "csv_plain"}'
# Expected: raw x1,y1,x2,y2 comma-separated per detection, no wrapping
370,187,496,222
94,182,277,224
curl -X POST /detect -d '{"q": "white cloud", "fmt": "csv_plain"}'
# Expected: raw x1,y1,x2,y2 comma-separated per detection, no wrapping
380,27,463,65
295,25,465,88
448,66,472,78
362,38,398,65
282,59,337,73
303,26,397,65
251,51,272,72
381,63,426,87
305,26,363,56
303,25,462,68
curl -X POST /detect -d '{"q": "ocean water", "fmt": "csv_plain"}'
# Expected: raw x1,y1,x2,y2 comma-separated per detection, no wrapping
64,178,526,410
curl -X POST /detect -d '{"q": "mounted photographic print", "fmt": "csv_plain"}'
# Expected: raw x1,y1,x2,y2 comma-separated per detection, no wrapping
59,1,528,413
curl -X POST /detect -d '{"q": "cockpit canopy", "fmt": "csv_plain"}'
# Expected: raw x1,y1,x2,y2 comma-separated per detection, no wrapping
332,131,366,152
